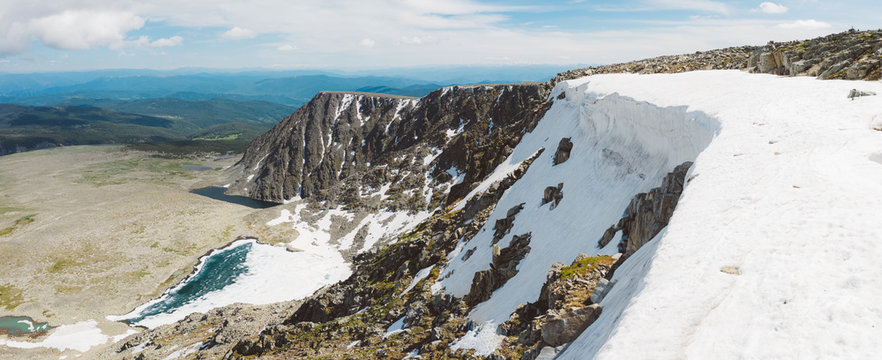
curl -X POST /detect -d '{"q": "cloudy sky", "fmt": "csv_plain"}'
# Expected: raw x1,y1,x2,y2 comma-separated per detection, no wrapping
0,0,876,72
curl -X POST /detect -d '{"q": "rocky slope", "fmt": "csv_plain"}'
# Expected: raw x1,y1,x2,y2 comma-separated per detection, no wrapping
554,28,882,82
226,84,551,209
107,29,882,360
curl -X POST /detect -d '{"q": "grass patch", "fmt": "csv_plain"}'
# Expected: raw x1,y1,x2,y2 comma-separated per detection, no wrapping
0,214,36,236
48,257,85,273
53,284,83,295
559,255,616,279
126,140,250,157
73,156,198,186
131,267,151,280
0,283,25,310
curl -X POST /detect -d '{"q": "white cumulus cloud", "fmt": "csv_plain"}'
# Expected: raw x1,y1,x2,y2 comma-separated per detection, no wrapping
777,19,832,29
28,10,145,51
222,26,257,40
645,0,731,14
276,44,297,51
360,38,376,48
756,2,788,14
150,36,183,47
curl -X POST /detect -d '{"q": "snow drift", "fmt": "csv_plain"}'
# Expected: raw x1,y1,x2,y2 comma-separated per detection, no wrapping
555,70,882,359
436,73,719,354
440,70,882,358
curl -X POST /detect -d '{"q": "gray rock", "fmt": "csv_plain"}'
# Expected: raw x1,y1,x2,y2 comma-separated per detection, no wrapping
848,88,877,99
553,137,573,165
540,304,602,347
465,233,532,306
542,183,564,208
618,161,692,256
535,345,566,360
493,203,525,244
589,278,612,304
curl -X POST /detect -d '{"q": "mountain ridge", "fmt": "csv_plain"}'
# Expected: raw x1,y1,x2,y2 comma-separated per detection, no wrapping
104,29,882,359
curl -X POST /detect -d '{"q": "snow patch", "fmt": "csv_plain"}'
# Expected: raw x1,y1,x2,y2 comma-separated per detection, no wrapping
399,265,435,297
384,316,406,338
449,321,504,357
0,320,107,353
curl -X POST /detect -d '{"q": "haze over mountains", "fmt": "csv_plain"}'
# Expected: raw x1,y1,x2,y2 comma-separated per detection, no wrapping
0,66,570,156
0,66,570,106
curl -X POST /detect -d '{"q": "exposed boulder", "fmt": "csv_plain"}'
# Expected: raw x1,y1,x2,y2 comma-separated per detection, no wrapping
597,224,619,249
553,137,573,165
461,148,544,220
542,183,564,208
538,254,617,311
848,88,877,99
540,304,602,347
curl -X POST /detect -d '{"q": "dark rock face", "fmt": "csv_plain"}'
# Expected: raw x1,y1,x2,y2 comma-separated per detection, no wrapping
619,161,691,255
541,304,602,347
597,161,692,256
228,84,552,205
553,138,573,165
465,232,532,306
542,183,564,208
493,203,525,245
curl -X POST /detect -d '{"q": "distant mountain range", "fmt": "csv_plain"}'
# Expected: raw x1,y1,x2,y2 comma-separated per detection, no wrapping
0,98,293,156
0,66,571,156
0,66,572,106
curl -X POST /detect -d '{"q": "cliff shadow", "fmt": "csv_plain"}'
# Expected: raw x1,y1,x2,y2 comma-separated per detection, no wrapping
190,186,278,209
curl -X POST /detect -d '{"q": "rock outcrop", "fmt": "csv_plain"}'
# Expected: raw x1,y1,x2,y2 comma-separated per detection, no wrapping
554,29,882,83
496,253,616,358
227,84,553,208
553,137,573,165
541,304,602,347
542,183,564,208
598,161,692,256
493,203,525,245
465,232,532,306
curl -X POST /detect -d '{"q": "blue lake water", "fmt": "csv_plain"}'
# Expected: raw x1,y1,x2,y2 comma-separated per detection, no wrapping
181,164,213,171
118,241,252,326
0,316,52,335
109,237,351,329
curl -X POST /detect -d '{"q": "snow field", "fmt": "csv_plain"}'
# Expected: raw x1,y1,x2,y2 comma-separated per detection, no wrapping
553,71,882,359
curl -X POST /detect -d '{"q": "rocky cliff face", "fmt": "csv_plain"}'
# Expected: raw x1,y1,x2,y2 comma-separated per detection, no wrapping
226,84,552,209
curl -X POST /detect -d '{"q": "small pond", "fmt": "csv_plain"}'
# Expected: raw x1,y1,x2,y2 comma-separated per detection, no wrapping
108,239,351,328
181,164,214,171
0,316,52,336
113,240,252,327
